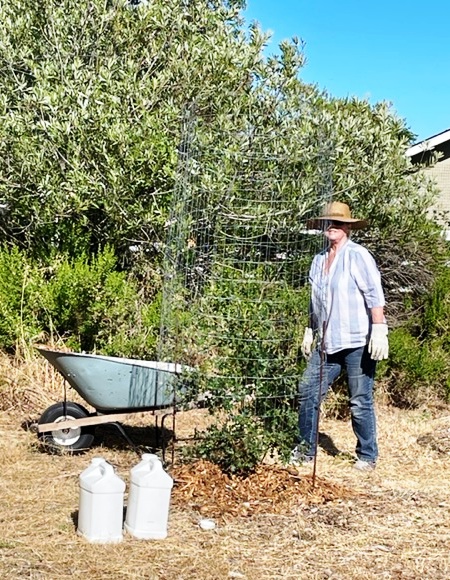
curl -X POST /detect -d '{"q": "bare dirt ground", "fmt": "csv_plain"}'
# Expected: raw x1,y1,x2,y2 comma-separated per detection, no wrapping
1,401,450,580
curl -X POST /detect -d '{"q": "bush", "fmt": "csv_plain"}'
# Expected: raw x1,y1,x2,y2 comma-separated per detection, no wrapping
190,414,269,476
381,259,450,407
423,261,450,343
0,246,45,353
40,246,162,357
0,245,162,358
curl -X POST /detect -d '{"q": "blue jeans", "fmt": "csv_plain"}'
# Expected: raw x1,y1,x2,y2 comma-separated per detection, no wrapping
298,345,378,462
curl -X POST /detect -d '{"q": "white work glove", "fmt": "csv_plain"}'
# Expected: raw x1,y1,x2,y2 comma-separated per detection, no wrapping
301,327,314,358
368,323,389,361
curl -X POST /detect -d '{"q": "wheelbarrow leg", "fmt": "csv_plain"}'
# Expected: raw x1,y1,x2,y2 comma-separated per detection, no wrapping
160,412,176,465
110,422,141,456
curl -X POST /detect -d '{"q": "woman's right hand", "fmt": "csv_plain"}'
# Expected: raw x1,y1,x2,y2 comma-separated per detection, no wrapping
301,327,314,358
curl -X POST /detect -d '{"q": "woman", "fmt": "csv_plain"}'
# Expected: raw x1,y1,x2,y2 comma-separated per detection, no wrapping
292,201,388,471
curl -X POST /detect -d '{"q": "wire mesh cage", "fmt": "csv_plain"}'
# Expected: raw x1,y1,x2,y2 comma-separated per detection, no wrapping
158,111,332,451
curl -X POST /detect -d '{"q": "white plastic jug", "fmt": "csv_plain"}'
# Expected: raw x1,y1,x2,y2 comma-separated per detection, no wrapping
78,457,126,543
125,453,174,539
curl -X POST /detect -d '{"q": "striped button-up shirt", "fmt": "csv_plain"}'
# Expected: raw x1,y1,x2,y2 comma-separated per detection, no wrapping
309,239,385,354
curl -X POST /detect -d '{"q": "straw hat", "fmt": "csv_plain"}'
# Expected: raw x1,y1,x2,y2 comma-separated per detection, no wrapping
307,201,368,230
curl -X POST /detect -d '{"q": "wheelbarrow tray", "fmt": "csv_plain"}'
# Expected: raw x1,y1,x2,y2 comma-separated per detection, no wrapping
37,347,182,413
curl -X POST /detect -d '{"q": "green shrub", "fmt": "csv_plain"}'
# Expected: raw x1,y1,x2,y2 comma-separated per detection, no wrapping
97,291,162,359
190,413,268,476
41,246,161,357
423,263,450,342
0,247,45,353
383,326,450,407
0,245,162,358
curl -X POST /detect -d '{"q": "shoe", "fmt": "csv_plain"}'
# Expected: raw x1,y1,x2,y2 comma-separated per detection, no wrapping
290,446,314,465
353,459,376,471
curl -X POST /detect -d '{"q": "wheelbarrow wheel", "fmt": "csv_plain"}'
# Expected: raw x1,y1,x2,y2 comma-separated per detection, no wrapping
38,402,95,453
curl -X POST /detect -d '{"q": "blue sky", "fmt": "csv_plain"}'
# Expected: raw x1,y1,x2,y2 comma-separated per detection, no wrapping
243,1,450,143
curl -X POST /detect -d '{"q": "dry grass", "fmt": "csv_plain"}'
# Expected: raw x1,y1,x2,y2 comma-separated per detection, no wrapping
1,353,450,579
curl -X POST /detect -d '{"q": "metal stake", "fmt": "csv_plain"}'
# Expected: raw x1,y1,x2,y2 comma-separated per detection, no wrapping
312,321,327,486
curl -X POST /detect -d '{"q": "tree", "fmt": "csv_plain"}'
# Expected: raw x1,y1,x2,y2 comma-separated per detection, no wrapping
0,0,265,260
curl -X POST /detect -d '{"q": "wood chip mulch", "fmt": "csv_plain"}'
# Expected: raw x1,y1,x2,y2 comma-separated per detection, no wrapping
171,460,353,519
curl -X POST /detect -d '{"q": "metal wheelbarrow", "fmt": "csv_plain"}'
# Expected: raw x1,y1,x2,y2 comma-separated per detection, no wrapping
36,347,185,454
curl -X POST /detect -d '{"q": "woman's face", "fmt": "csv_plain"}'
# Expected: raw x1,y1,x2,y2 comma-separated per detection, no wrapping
323,220,350,244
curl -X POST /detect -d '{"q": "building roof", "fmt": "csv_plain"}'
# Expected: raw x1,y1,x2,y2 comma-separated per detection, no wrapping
406,128,450,157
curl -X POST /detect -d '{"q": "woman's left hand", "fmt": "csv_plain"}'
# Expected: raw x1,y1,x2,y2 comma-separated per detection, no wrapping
368,324,389,360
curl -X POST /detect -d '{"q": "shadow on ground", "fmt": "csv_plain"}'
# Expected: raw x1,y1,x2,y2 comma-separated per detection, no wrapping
22,417,174,457
318,432,341,456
